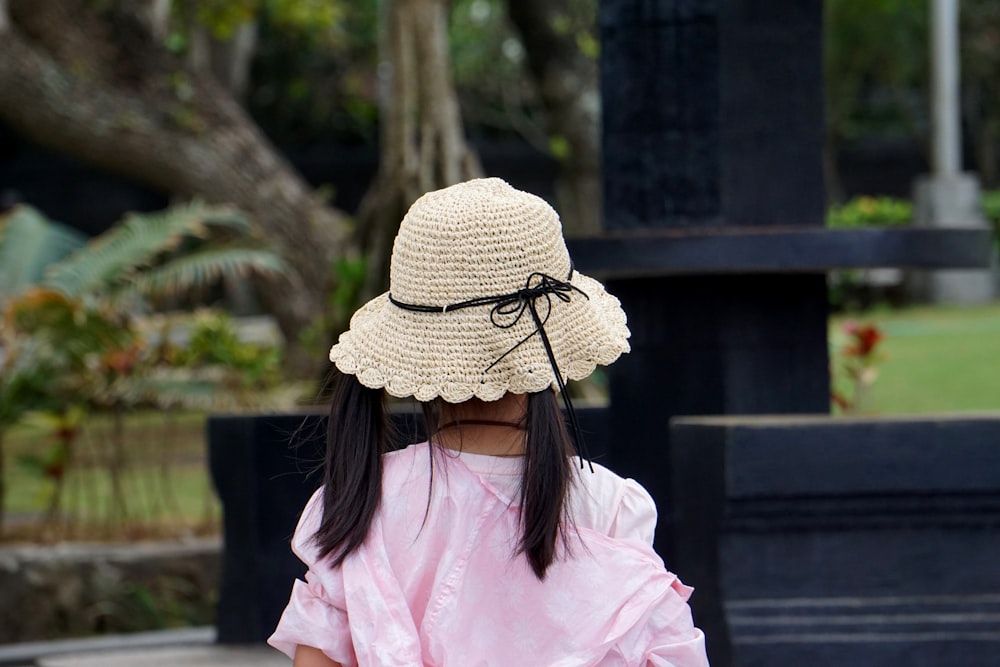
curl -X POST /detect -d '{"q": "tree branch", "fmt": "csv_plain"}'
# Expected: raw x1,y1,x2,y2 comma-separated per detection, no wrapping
0,6,353,373
0,0,9,32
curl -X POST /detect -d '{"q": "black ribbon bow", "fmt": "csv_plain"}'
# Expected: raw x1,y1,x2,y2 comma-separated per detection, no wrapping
388,269,594,471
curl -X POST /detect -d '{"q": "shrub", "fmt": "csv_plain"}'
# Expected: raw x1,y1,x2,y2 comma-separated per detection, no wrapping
827,196,912,228
0,202,287,535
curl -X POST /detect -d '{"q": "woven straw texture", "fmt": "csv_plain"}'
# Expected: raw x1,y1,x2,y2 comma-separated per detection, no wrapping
329,178,630,403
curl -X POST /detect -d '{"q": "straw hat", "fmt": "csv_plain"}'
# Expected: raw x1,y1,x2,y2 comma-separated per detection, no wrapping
329,178,630,403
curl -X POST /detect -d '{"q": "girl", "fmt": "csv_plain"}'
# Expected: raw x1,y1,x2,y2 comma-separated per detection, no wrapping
269,178,709,666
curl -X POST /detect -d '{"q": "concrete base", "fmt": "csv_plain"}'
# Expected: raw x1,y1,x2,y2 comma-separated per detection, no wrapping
911,174,997,304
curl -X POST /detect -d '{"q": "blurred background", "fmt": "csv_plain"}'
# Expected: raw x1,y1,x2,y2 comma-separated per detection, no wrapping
0,0,998,647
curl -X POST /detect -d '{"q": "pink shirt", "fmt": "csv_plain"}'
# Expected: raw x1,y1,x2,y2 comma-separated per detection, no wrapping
269,443,708,666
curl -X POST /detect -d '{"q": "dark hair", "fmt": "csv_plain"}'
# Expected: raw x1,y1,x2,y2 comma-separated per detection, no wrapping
313,372,390,566
314,372,575,579
518,388,574,578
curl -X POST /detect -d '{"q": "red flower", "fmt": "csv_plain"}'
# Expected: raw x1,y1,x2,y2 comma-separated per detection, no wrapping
844,323,883,358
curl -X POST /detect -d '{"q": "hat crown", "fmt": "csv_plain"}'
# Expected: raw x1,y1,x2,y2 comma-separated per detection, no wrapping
389,178,570,305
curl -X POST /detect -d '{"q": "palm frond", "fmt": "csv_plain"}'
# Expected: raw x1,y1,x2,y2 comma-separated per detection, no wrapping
0,205,85,304
115,245,287,302
43,201,248,297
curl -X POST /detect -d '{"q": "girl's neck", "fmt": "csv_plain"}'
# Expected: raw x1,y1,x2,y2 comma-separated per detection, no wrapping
433,393,527,457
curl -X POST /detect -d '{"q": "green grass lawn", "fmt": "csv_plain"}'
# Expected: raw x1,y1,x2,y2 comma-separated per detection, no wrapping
3,411,220,541
830,303,1000,415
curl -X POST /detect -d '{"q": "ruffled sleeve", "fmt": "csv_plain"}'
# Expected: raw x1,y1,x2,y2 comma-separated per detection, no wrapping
267,488,357,666
611,574,709,666
608,478,658,546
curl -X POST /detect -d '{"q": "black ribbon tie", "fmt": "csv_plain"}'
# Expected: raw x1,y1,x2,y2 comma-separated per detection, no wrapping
389,269,594,471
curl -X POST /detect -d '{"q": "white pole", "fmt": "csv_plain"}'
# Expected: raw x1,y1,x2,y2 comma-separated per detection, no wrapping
930,0,962,177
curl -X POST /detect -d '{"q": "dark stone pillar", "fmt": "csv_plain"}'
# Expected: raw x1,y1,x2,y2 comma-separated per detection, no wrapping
208,414,325,643
601,0,825,230
598,0,829,565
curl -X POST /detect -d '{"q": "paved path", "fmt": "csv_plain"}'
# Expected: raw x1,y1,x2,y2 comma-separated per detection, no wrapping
0,627,290,667
38,646,289,667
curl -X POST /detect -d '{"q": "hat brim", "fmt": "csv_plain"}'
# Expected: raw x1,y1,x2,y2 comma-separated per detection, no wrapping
329,271,630,403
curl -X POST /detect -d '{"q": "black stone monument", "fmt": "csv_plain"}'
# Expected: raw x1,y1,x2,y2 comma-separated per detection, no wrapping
564,0,998,665
581,0,989,561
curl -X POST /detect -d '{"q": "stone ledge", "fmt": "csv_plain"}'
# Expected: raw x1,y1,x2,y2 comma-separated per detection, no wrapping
671,412,1000,497
568,226,993,277
0,539,220,644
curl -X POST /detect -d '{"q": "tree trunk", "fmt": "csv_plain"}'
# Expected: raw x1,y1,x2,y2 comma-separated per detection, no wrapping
0,0,352,375
356,0,482,300
506,0,602,236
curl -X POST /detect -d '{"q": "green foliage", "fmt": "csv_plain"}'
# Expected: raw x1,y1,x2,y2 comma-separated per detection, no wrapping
267,0,345,37
824,0,1000,189
171,0,337,43
0,206,85,309
174,311,282,390
246,0,599,148
548,135,571,162
826,197,911,312
449,0,598,149
3,289,139,411
40,201,262,303
330,256,367,317
826,196,913,229
191,0,257,40
824,0,927,143
180,0,347,45
198,0,601,156
126,246,286,304
249,0,379,145
576,30,599,59
0,291,284,534
982,190,1000,224
298,255,367,356
0,198,288,415
0,203,287,532
450,0,523,86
